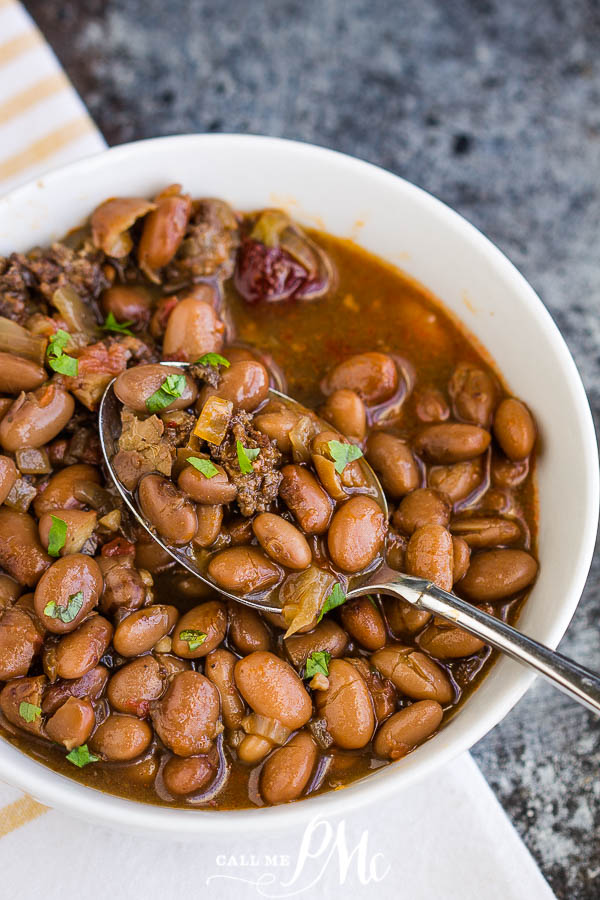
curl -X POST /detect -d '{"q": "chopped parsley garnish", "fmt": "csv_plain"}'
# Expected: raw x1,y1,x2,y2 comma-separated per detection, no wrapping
46,328,78,376
318,583,347,622
188,457,219,479
236,440,260,474
47,515,67,557
305,650,331,679
327,439,364,474
102,311,133,335
19,702,41,723
66,745,99,768
194,352,230,368
145,373,186,414
44,590,84,624
179,629,207,651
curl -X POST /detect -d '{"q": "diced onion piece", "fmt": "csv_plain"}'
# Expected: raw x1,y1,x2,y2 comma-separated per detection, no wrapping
193,397,233,445
0,316,47,364
97,509,121,532
73,479,114,515
51,286,100,342
241,713,291,746
15,447,52,475
289,415,320,464
280,566,336,638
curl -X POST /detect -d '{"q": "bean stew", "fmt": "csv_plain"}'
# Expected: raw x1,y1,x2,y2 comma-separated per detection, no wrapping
0,187,538,808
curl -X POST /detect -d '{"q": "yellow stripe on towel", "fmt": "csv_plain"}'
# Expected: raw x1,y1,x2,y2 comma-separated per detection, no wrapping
0,72,70,125
0,116,96,181
0,30,43,66
0,795,47,837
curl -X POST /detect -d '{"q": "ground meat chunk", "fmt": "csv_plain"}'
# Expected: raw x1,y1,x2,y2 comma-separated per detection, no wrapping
188,361,221,389
159,409,196,450
209,410,282,516
113,409,173,490
0,255,38,322
12,241,108,304
165,199,239,284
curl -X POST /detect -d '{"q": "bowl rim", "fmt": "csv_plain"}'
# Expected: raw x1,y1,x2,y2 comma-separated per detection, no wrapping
0,132,597,835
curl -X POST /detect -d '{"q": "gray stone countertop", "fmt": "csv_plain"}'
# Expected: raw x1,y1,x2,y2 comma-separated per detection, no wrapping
20,1,600,895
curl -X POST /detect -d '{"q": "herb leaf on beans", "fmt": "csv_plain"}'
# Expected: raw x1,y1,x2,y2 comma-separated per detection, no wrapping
188,457,219,479
327,439,364,474
179,629,207,651
44,590,84,624
102,311,133,335
145,373,186,414
19,702,41,723
318,583,347,621
47,515,67,557
46,328,78,376
236,440,260,474
305,650,331,679
194,352,230,369
66,745,99,768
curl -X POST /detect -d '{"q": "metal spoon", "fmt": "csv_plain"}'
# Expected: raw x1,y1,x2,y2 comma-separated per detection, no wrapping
99,367,600,716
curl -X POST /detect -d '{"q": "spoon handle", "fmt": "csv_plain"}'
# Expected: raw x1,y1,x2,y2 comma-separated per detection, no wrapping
355,574,600,715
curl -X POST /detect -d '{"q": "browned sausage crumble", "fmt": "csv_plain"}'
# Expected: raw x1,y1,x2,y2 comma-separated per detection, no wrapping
0,188,538,808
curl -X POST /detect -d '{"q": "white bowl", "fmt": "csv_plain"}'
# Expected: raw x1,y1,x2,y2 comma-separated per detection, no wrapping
0,135,597,837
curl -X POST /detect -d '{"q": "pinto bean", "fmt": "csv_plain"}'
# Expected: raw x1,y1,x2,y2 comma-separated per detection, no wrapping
448,363,498,426
418,622,486,659
34,464,101,517
150,670,221,756
450,516,521,549
0,606,43,680
405,524,454,592
458,548,538,602
45,696,95,750
0,353,46,394
284,619,349,669
493,398,536,461
171,601,227,658
260,732,318,805
50,615,113,679
328,496,386,573
392,488,451,535
177,462,237,505
491,452,529,489
383,596,431,637
163,292,225,362
252,513,312,570
90,713,153,761
205,648,245,730
134,537,175,574
34,554,103,634
42,665,108,715
0,455,17,504
138,473,197,545
371,645,453,703
113,605,178,657
208,547,281,594
227,601,270,655
321,352,398,405
163,754,217,796
279,464,332,534
373,700,443,759
98,558,146,614
0,509,51,586
345,657,397,723
414,386,450,422
0,573,21,609
101,285,153,328
428,459,483,503
107,656,166,716
0,675,45,735
339,596,387,651
193,504,223,548
366,432,419,499
235,651,312,729
114,364,198,413
198,360,269,413
414,424,491,464
320,389,367,442
254,408,299,453
452,536,471,583
0,385,74,452
38,509,97,556
138,189,192,276
315,659,375,749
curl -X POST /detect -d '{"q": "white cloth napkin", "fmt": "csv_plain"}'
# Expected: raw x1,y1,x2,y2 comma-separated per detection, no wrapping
0,3,556,898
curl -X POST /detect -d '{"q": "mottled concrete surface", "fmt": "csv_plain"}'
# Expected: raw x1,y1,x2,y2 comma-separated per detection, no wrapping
21,0,600,895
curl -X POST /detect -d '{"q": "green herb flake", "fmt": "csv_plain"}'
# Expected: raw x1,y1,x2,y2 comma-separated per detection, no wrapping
179,629,207,651
145,373,186,414
46,328,78,376
188,457,219,479
66,744,99,768
327,439,364,475
305,650,331,679
47,515,68,557
194,352,231,369
19,701,41,723
102,311,134,335
236,440,260,474
44,590,84,624
318,583,347,622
